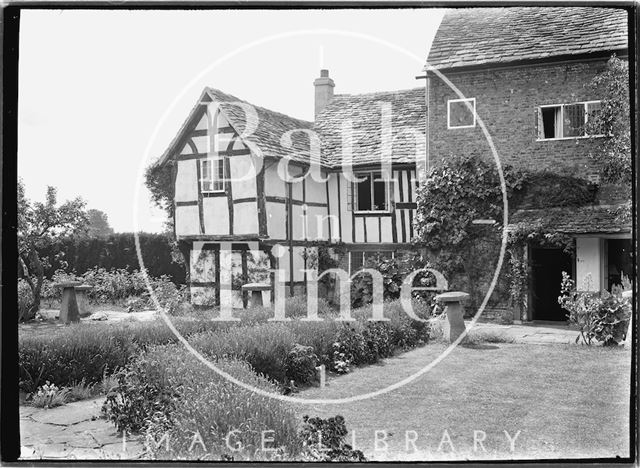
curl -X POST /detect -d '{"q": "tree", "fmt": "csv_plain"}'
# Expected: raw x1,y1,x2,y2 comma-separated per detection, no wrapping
86,208,115,237
18,179,89,321
586,55,631,185
145,162,190,280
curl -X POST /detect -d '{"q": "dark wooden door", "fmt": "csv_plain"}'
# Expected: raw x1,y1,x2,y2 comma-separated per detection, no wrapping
531,248,573,321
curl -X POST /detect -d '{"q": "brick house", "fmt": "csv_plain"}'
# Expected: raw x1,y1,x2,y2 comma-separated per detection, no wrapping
155,6,630,319
424,7,631,321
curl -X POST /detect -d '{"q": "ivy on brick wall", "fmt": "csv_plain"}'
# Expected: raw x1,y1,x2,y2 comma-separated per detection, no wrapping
585,55,631,185
414,153,598,314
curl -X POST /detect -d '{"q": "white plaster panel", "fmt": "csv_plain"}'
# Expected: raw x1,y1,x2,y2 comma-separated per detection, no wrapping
305,177,326,204
191,135,208,154
234,202,259,235
203,197,229,235
291,205,304,239
195,113,207,130
265,164,287,198
307,206,329,241
175,160,198,202
267,202,287,239
381,216,393,243
230,155,257,199
175,206,200,236
354,216,364,243
365,217,380,243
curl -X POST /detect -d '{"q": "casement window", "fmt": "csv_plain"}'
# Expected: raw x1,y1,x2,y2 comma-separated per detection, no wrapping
447,98,476,129
537,101,603,140
352,172,390,212
200,158,227,193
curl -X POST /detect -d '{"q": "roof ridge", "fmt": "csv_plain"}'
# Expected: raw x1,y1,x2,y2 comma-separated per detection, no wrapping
206,86,312,127
333,87,424,99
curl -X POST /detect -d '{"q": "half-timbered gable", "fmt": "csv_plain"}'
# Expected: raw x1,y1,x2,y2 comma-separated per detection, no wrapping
156,81,428,304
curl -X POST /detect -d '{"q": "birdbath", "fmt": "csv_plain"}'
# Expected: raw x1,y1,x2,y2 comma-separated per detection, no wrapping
75,285,94,317
54,281,82,324
434,291,470,343
241,283,271,308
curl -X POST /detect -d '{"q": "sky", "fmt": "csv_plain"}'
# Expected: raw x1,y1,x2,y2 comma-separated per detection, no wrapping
18,8,444,233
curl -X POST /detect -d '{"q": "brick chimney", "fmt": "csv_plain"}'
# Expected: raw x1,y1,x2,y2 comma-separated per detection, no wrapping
313,69,334,119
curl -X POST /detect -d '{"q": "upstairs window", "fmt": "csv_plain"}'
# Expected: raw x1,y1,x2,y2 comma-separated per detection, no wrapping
447,98,476,129
354,172,389,212
200,158,226,193
538,101,603,140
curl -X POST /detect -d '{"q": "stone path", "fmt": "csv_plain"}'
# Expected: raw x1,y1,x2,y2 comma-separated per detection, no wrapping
19,309,158,337
468,321,579,345
20,397,145,460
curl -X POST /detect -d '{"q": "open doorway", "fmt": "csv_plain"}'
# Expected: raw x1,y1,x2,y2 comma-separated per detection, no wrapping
530,247,574,321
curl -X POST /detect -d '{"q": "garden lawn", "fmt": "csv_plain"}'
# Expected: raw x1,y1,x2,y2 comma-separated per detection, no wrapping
295,342,631,461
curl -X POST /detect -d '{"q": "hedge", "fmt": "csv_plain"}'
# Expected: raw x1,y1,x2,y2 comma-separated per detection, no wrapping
35,232,186,284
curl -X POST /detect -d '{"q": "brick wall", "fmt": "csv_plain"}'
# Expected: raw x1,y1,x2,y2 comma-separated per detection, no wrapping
429,59,609,178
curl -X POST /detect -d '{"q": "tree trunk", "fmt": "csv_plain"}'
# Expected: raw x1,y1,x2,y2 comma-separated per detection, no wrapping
19,250,44,321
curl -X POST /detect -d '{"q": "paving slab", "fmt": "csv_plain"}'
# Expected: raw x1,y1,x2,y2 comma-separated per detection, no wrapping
20,397,145,460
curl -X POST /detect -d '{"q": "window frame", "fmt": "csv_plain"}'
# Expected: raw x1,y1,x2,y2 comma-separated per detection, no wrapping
537,100,605,141
447,97,477,129
200,157,227,194
352,171,391,214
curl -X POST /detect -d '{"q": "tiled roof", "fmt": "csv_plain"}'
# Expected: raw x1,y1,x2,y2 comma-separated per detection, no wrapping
206,88,316,165
314,88,426,167
159,87,426,168
508,204,631,235
427,7,628,70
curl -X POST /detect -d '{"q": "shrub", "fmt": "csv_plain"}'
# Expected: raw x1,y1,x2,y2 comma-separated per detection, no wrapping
30,381,69,408
558,271,631,346
299,415,367,462
285,344,319,385
188,323,297,384
103,345,300,459
103,354,181,433
19,326,136,393
286,319,341,366
19,318,231,392
66,379,99,402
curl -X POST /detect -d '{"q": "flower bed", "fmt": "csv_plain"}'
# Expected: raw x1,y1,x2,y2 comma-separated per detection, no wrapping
20,298,432,394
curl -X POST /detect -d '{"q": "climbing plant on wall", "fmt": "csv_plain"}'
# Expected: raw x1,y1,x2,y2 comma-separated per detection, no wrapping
585,55,631,185
414,153,598,316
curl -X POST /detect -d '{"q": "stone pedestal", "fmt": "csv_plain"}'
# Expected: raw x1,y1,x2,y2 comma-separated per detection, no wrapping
55,282,82,324
435,291,470,343
241,283,271,309
75,285,94,317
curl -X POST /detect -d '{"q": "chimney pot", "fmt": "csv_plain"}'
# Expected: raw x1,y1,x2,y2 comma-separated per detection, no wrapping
313,69,335,119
